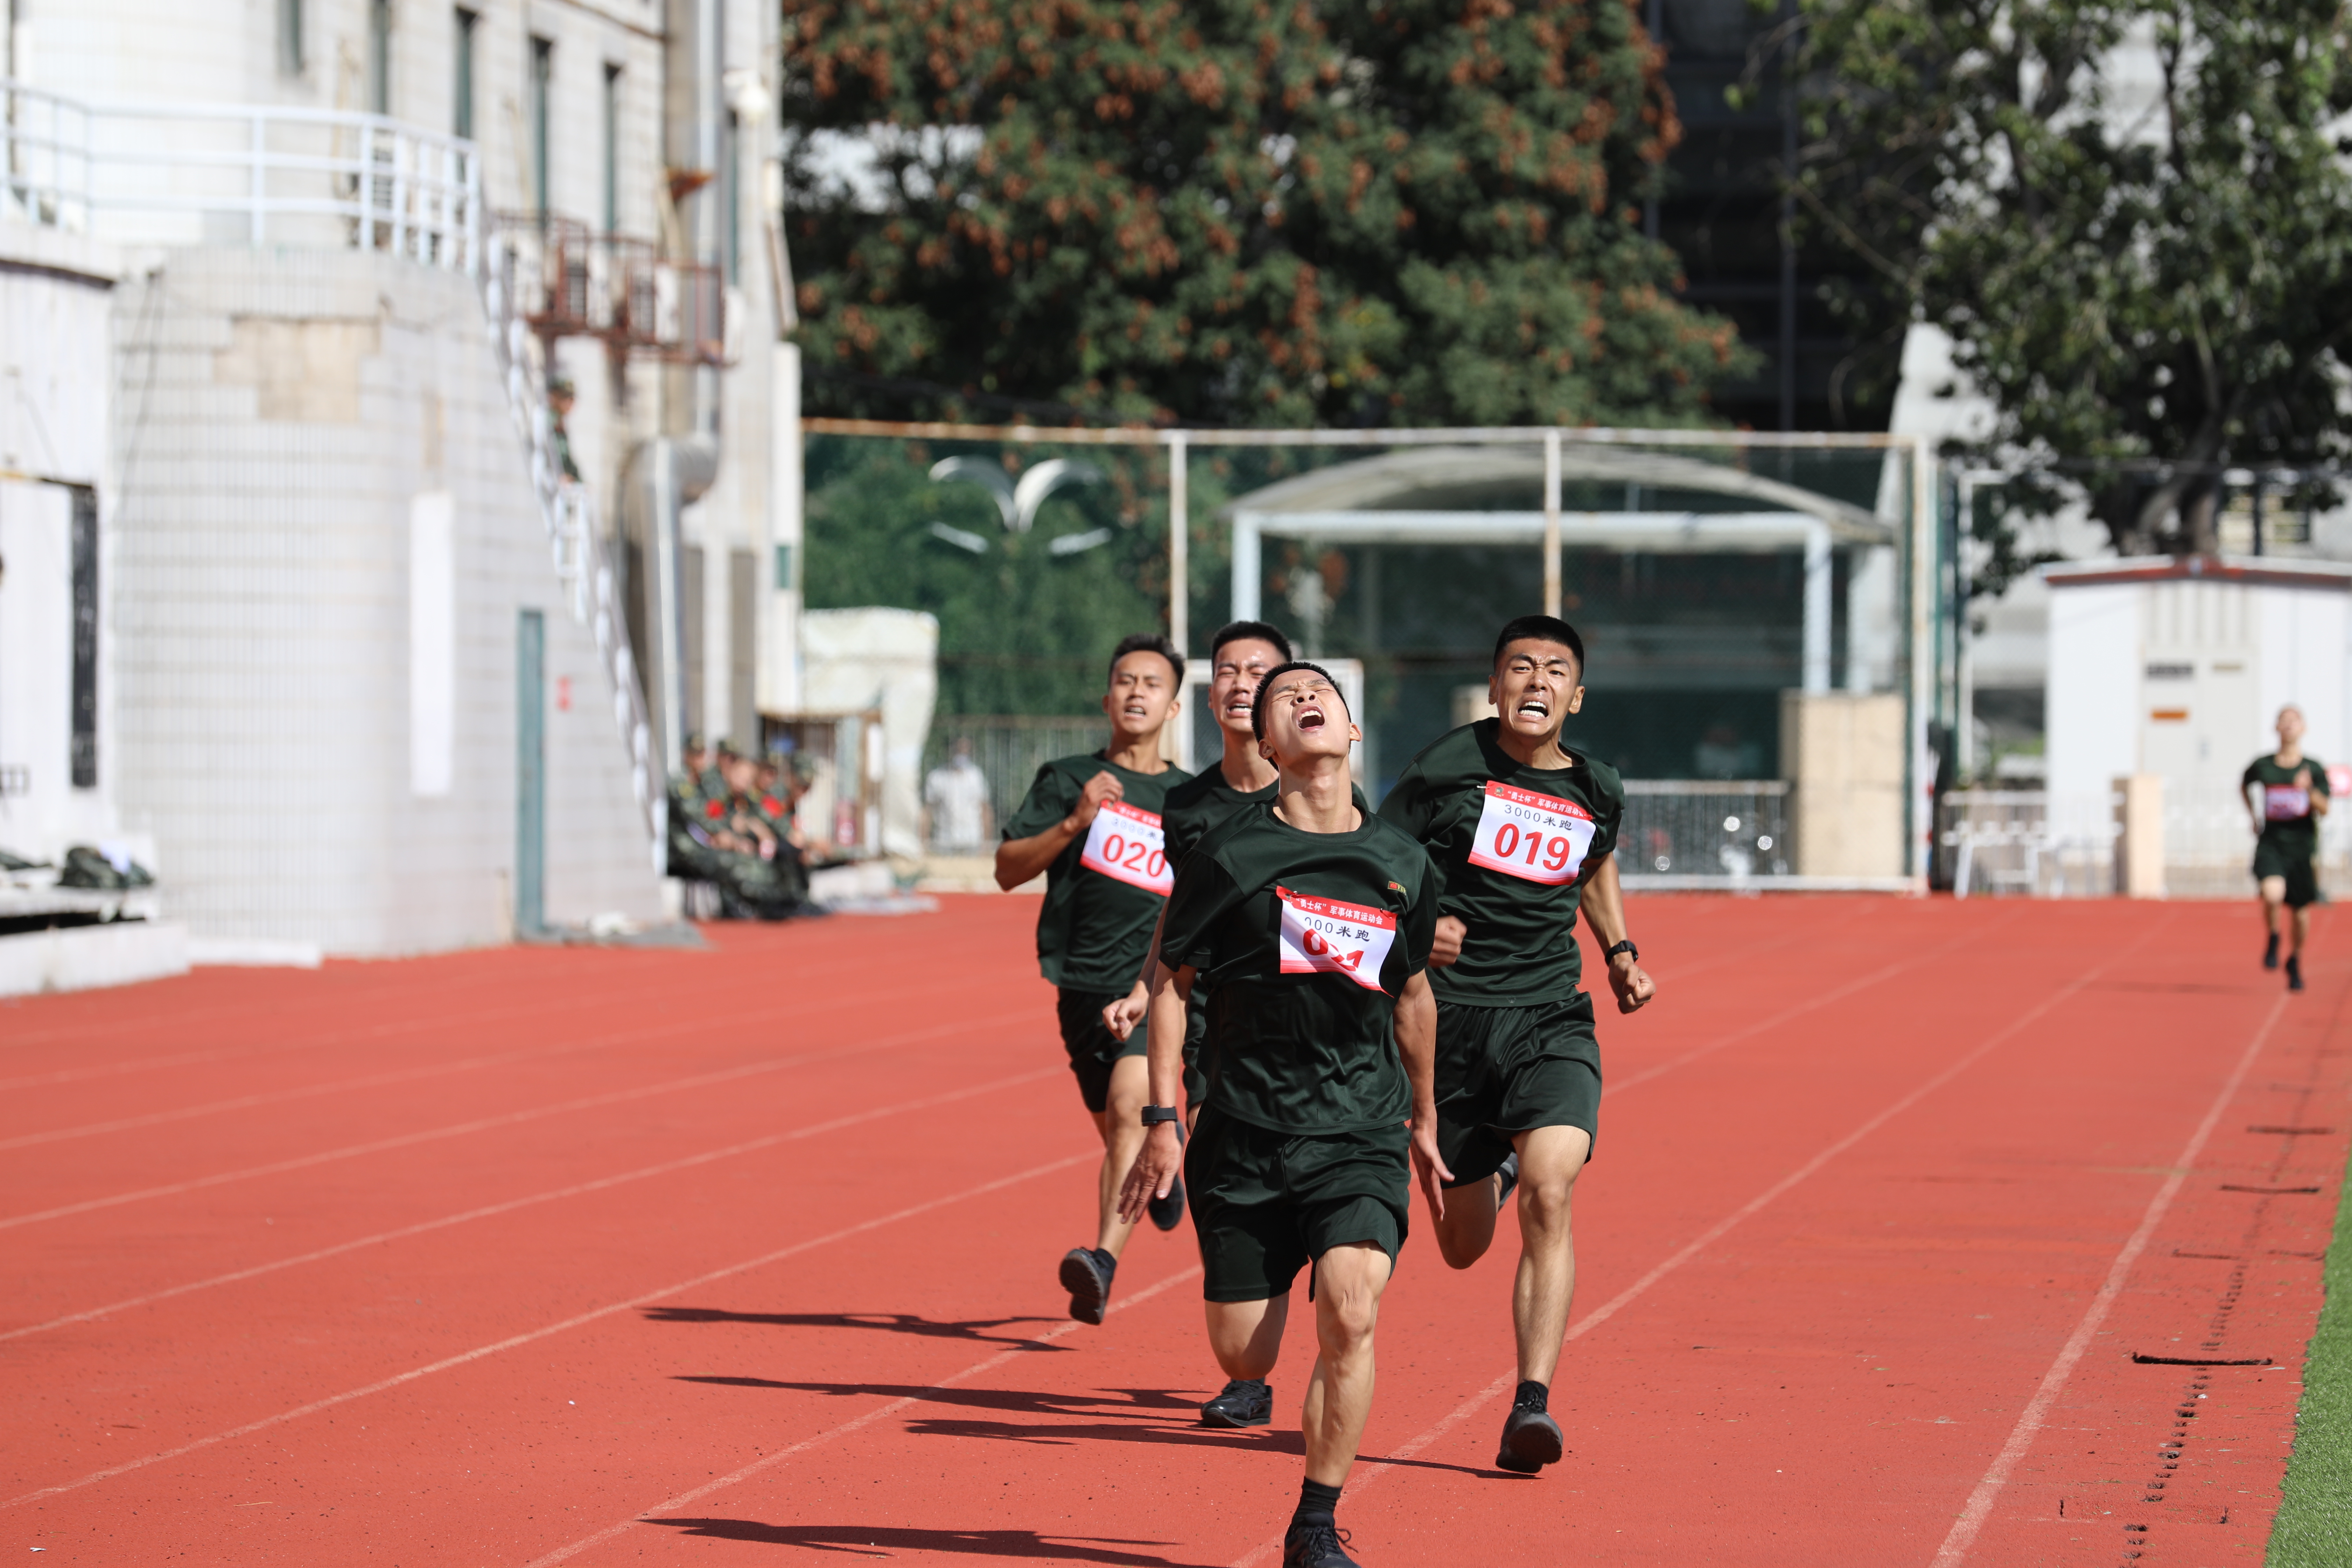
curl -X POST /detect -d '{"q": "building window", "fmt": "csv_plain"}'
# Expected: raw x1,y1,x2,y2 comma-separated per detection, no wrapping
276,0,304,75
530,35,554,217
602,64,622,233
366,0,392,115
453,9,477,140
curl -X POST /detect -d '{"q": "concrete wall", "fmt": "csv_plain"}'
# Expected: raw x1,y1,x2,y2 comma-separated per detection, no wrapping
107,245,662,952
1780,691,1905,878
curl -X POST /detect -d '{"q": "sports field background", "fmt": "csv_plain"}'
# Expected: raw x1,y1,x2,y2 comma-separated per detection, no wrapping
3,894,2346,1566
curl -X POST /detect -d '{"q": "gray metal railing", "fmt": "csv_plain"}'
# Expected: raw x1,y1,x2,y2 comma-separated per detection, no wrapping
2,78,480,270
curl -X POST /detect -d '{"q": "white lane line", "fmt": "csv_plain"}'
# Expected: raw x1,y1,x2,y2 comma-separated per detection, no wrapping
517,1265,1206,1568
0,1011,1033,1233
0,1066,1063,1344
1926,992,2289,1568
0,1150,1100,1512
1228,916,2158,1568
0,975,979,1146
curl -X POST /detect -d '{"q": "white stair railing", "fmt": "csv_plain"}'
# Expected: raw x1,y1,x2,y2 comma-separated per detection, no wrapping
479,229,664,859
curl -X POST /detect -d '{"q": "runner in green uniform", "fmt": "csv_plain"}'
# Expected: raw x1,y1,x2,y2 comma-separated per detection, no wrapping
2245,704,2331,992
1121,661,1444,1568
996,634,1191,1324
1098,620,1373,1430
1378,613,1657,1476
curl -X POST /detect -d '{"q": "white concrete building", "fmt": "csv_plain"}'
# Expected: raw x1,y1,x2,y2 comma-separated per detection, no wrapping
1,0,801,959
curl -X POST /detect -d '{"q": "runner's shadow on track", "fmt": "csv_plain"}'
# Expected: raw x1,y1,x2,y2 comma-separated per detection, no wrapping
672,1378,1199,1419
644,1307,1065,1349
646,1518,1223,1565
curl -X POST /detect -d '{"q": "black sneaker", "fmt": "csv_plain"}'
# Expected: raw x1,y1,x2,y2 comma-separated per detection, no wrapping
2264,933,2282,969
1200,1378,1273,1428
1496,1405,1564,1474
1059,1247,1115,1325
2287,955,2305,992
1494,1152,1521,1207
1281,1518,1359,1567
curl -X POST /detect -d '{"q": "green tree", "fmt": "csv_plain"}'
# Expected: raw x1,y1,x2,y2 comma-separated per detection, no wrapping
780,0,1747,428
1795,0,2352,569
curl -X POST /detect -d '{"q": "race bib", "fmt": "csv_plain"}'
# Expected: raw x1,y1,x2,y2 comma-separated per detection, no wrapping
1079,800,1172,894
1466,780,1595,886
2267,785,2312,822
1276,886,1397,993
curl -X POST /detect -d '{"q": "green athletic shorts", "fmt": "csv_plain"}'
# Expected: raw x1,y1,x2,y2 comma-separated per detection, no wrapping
1055,987,1206,1113
1186,1107,1409,1303
2253,837,2322,909
1434,993,1603,1188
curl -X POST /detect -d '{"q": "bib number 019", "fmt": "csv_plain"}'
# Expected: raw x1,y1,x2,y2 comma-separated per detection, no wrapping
1466,780,1594,887
1079,800,1173,895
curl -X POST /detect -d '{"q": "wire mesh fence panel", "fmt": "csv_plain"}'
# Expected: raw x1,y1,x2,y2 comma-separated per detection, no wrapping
1618,780,1789,882
1937,790,2121,898
922,715,1116,849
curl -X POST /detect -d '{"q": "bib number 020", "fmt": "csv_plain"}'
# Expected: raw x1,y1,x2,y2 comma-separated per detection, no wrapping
1466,780,1595,887
1079,800,1173,895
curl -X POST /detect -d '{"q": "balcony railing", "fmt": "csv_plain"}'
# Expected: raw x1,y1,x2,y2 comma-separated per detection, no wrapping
1,78,480,271
494,215,728,366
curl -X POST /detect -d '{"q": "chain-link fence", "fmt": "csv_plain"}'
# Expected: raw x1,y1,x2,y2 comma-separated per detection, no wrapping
1619,781,1790,884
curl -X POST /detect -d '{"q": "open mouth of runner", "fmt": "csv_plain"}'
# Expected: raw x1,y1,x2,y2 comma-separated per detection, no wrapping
1516,695,1551,720
1225,688,1256,722
1295,701,1329,734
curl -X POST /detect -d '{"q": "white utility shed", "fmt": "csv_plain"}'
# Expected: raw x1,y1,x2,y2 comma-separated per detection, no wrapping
2045,556,2351,809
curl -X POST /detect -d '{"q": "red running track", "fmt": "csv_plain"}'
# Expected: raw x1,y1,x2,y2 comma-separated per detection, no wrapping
1,895,2343,1566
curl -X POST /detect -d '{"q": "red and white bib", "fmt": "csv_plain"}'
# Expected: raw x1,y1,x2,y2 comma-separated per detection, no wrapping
1079,800,1173,895
2266,785,2312,821
1276,886,1397,993
1465,780,1595,886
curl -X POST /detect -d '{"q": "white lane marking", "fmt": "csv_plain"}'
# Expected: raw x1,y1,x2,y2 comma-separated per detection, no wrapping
1926,993,2289,1568
0,975,977,1146
0,1151,1100,1512
0,1011,1033,1232
0,1066,1063,1344
1228,915,2162,1568
516,1265,1206,1568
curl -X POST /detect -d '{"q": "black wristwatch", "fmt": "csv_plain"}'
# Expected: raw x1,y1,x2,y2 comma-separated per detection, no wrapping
1603,940,1639,964
1141,1105,1184,1127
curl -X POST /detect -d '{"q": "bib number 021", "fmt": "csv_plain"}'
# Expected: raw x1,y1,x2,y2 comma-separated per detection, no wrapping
1276,886,1398,993
1079,799,1172,895
1466,780,1595,887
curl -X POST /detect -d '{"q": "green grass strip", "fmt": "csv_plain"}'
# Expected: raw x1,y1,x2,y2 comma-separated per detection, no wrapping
2268,1133,2352,1566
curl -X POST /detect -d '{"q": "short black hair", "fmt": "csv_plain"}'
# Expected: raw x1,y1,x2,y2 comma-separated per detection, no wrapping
1209,620,1293,664
1251,660,1351,739
1108,632,1184,687
1492,615,1585,674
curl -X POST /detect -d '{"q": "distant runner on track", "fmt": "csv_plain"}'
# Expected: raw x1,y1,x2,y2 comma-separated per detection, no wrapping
1378,614,1656,1476
1121,661,1444,1568
995,634,1191,1324
2245,703,2330,993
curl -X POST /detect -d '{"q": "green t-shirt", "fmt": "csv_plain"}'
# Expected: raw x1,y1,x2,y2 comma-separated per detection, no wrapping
1163,765,1371,868
1378,720,1626,1007
1157,802,1438,1134
2245,754,2330,855
1002,752,1192,993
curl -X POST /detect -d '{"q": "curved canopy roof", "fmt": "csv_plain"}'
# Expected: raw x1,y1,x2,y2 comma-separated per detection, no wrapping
1220,444,1892,546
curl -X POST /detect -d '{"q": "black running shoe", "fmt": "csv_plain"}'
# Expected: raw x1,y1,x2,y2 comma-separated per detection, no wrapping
1059,1247,1115,1325
1281,1518,1359,1567
2265,933,2282,969
2287,954,2305,992
1496,1405,1564,1474
1200,1378,1273,1428
1494,1152,1521,1207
